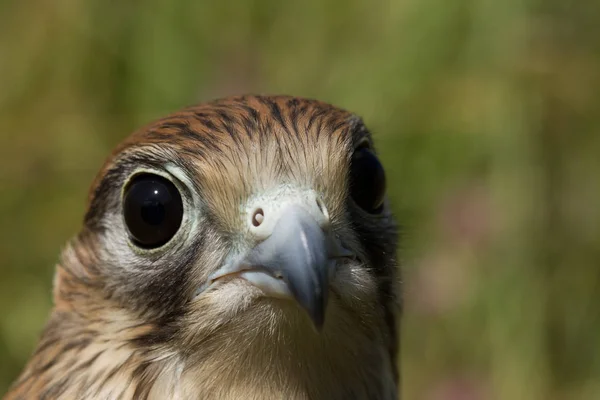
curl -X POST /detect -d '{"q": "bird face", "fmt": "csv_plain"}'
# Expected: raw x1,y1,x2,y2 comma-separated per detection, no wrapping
79,95,397,339
16,95,399,399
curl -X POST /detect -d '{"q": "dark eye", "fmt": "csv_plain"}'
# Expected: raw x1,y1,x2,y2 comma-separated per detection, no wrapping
349,146,386,214
123,173,184,248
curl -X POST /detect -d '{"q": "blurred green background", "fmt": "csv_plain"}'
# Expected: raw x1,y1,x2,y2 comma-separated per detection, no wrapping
1,0,599,398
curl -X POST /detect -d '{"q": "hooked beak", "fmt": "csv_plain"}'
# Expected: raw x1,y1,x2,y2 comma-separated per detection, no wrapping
197,204,352,330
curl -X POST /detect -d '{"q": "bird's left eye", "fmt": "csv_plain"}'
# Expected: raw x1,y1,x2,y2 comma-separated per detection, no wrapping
349,146,387,214
123,173,184,249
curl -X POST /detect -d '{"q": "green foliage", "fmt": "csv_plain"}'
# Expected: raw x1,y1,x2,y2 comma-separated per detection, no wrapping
1,0,599,397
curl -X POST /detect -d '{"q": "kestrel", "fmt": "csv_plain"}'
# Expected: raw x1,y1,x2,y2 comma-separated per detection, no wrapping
5,95,400,400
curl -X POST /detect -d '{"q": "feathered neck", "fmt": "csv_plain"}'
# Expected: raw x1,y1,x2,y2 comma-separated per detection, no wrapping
8,299,397,400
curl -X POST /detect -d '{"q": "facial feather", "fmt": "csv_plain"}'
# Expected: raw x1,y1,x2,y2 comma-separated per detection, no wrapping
5,95,400,400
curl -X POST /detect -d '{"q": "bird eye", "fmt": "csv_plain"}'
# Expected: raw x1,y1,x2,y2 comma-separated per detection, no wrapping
123,173,184,248
349,146,386,214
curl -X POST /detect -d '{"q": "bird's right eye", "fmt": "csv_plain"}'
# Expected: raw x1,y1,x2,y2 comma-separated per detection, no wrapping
123,173,184,249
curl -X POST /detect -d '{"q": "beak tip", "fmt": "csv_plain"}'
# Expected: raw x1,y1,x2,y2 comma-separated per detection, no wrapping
302,296,327,332
308,310,326,332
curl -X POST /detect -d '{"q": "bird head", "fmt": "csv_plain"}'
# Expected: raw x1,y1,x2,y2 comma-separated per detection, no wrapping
51,95,399,394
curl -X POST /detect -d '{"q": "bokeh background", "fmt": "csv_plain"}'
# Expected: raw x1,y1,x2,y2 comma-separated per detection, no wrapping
1,0,599,398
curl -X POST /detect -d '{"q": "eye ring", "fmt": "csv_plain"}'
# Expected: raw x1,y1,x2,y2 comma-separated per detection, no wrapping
122,172,184,249
349,145,386,214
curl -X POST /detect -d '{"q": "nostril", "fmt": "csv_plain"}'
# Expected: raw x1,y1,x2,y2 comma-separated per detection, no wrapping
251,208,264,227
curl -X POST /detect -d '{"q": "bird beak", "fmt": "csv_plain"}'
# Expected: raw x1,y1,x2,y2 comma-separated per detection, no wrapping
199,204,352,330
240,205,332,329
